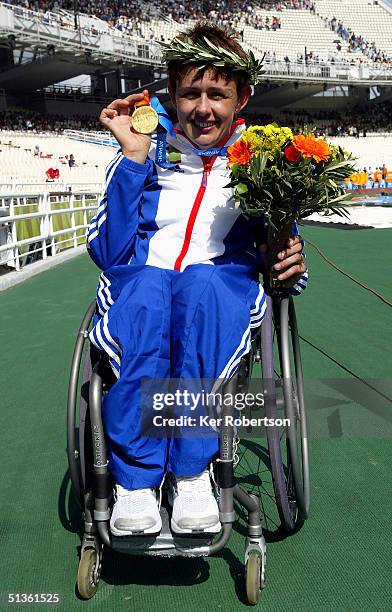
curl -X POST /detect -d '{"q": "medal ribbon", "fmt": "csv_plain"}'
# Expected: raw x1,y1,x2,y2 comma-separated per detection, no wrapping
150,96,179,170
190,146,228,157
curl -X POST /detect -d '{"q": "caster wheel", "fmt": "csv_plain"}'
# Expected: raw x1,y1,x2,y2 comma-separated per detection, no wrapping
77,548,100,599
245,551,264,605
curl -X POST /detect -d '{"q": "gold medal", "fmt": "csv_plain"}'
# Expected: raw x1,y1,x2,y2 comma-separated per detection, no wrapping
131,105,159,134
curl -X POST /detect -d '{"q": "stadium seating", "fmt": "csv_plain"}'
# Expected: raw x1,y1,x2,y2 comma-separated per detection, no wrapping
239,10,351,61
0,133,115,193
7,0,392,65
316,0,392,56
111,3,392,64
138,12,353,62
118,0,392,63
1,129,391,195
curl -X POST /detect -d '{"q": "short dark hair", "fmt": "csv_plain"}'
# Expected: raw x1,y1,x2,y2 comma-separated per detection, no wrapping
167,22,251,97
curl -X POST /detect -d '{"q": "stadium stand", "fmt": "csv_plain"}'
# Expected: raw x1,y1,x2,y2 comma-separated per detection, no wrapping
246,100,392,136
0,110,99,133
316,0,392,58
1,1,392,188
8,0,392,63
321,13,391,65
0,132,114,191
0,0,391,279
1,91,392,189
0,127,390,192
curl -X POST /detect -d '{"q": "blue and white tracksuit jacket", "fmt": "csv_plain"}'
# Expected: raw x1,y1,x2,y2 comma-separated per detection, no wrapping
87,120,308,490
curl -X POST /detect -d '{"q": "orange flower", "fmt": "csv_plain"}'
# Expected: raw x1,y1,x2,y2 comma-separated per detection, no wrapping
292,133,331,163
227,138,253,167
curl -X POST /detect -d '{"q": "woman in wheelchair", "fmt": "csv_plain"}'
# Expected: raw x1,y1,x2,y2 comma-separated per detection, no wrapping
86,23,308,538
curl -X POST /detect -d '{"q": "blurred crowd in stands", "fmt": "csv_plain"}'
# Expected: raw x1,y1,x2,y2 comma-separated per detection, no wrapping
245,101,392,137
1,100,392,137
14,0,315,20
145,0,315,24
139,1,315,30
6,0,391,76
323,15,392,66
7,1,392,68
0,110,99,133
9,0,314,36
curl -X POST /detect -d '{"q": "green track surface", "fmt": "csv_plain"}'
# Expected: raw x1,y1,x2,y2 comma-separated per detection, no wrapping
0,225,391,612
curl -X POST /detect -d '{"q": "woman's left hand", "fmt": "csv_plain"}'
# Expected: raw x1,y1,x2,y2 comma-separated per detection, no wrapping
260,235,307,288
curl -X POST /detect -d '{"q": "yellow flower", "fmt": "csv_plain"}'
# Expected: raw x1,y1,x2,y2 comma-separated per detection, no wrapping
247,125,265,134
240,125,293,161
242,131,263,149
248,124,292,143
281,127,294,140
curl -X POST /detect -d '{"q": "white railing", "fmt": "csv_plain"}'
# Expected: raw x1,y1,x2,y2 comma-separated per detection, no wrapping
0,181,102,195
64,130,118,148
0,190,99,270
262,59,392,83
0,129,67,138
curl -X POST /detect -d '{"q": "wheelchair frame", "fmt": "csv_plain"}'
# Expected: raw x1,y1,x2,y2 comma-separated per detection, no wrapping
67,292,310,605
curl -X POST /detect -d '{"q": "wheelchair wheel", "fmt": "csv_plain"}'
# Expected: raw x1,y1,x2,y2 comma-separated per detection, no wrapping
245,550,265,605
260,294,310,532
77,548,100,599
67,300,96,507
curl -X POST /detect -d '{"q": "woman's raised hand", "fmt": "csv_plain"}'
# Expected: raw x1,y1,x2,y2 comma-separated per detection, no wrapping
99,90,152,164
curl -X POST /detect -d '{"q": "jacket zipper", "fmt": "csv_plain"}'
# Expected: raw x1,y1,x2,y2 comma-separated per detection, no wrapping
173,121,242,272
173,157,214,272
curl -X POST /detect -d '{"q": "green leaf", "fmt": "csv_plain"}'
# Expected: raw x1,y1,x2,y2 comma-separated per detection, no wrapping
235,183,248,195
321,159,355,174
280,179,292,191
168,151,181,163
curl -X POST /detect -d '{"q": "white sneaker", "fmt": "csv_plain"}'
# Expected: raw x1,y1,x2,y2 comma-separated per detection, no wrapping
169,470,221,534
110,485,162,536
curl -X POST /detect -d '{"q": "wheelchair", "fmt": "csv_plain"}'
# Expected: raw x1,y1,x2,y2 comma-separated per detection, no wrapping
67,290,310,606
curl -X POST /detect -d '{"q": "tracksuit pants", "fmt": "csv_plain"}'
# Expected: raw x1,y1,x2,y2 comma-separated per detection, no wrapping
89,261,266,490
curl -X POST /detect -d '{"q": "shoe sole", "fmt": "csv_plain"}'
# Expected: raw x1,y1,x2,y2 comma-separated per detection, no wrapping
110,519,162,537
170,518,222,535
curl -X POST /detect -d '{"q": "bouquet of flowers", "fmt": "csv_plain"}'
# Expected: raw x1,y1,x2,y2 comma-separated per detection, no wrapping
226,124,356,233
226,124,356,286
